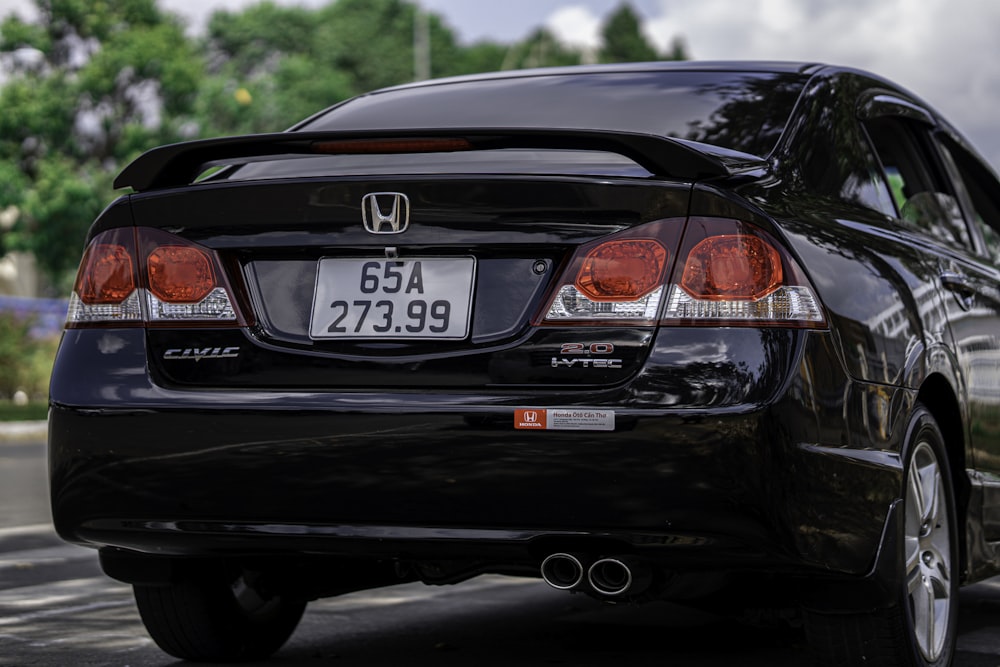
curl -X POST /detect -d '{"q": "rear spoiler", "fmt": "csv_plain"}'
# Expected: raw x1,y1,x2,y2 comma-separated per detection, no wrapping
114,128,767,192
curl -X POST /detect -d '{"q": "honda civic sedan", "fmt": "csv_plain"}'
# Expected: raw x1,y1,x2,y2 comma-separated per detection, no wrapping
49,61,1000,666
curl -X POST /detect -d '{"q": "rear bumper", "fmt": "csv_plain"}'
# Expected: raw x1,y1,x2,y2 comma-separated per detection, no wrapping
49,326,907,584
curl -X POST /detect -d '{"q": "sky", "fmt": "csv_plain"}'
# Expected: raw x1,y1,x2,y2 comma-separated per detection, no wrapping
1,0,999,168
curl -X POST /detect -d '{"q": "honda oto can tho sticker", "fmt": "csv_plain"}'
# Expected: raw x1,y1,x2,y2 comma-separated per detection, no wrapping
514,409,615,431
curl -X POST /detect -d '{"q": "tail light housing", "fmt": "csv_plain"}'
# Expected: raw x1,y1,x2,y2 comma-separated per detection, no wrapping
540,219,683,325
66,227,247,328
662,217,824,326
540,217,825,328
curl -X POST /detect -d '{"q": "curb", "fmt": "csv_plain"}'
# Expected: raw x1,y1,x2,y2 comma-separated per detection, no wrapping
0,420,47,442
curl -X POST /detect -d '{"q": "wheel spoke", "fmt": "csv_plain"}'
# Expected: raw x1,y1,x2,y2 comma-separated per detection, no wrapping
919,462,941,527
905,548,923,595
910,570,934,651
907,462,926,530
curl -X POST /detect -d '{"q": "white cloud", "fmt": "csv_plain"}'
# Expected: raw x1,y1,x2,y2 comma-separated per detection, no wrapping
644,0,1000,169
546,5,602,49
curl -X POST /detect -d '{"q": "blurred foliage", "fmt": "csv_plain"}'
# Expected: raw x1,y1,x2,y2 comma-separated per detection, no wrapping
0,401,48,420
599,3,658,63
0,311,57,400
0,0,202,292
0,0,688,292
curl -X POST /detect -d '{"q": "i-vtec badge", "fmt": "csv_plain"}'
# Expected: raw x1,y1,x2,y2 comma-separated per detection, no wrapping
552,341,621,369
164,346,240,362
551,358,623,369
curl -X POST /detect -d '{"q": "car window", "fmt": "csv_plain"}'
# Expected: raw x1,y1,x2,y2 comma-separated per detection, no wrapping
936,138,1000,265
865,117,973,252
300,71,807,158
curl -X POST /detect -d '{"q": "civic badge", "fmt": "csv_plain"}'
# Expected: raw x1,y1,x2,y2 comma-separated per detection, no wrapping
362,192,410,234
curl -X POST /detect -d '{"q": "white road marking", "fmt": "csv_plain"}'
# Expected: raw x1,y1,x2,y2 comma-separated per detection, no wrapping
0,524,53,540
0,544,94,570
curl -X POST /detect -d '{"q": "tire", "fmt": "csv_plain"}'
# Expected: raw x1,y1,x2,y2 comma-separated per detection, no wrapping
805,405,959,667
133,563,306,662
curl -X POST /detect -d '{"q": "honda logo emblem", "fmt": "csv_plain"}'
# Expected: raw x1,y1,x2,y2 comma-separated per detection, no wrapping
362,192,410,234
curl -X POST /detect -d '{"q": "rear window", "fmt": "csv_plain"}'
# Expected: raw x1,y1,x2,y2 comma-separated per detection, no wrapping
230,70,807,181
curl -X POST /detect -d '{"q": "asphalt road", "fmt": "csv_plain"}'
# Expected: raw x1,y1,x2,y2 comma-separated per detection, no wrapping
2,434,1000,667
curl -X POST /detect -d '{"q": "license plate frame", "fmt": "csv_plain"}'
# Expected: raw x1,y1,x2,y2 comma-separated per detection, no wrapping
309,257,476,340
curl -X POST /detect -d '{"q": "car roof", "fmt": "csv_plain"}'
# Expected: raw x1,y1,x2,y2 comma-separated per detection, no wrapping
362,60,827,97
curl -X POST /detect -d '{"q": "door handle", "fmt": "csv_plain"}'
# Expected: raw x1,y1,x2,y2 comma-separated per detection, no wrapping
940,272,975,309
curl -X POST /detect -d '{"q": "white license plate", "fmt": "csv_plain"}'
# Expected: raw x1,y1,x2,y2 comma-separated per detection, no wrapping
309,257,476,339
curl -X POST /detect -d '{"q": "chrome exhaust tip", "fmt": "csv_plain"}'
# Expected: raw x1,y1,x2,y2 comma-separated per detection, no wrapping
540,553,585,590
588,557,651,596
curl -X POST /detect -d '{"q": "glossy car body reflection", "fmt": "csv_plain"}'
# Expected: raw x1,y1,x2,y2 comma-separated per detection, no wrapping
49,62,1000,665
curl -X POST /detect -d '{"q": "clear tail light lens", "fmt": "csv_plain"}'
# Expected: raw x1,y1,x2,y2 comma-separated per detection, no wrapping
66,228,247,328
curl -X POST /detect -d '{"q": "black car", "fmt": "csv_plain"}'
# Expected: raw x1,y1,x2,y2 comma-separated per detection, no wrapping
49,61,1000,666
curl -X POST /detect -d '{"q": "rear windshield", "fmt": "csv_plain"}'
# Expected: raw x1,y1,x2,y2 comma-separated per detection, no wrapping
229,70,807,181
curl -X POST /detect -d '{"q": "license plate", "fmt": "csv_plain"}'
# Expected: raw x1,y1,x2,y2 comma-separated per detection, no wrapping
309,257,476,339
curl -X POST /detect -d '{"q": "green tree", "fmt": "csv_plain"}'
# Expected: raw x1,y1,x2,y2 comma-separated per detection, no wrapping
205,1,317,78
598,2,688,63
0,0,203,291
197,0,472,135
197,2,353,135
313,0,463,94
599,3,659,63
15,158,111,282
452,40,508,75
501,28,583,70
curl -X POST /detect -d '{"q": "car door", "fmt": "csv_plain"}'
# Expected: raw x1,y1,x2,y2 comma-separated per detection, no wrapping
933,134,1000,546
864,100,1000,549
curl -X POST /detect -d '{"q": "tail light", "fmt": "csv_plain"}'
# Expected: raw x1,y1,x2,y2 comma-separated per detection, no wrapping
66,228,247,328
663,217,824,326
540,219,684,325
540,217,824,328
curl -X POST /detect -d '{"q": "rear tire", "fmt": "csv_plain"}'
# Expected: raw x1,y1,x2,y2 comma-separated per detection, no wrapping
133,564,306,662
804,405,958,667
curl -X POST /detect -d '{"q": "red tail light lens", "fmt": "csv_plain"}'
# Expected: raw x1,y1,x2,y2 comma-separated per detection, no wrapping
576,240,668,301
680,235,782,301
148,246,216,303
66,228,247,328
76,243,136,305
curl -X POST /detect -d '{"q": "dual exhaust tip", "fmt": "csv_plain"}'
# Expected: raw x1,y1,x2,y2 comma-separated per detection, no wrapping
540,552,651,597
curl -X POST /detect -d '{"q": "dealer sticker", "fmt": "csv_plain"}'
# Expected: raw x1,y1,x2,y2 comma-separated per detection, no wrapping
515,409,615,431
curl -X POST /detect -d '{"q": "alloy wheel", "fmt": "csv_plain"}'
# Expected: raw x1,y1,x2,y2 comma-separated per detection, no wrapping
904,440,953,662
